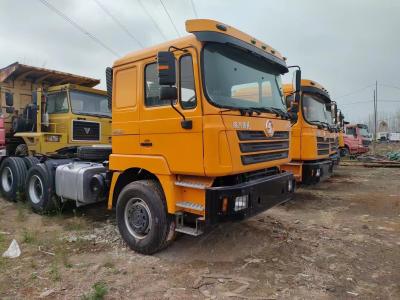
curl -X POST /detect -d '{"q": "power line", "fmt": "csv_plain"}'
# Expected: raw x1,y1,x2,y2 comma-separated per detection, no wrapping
190,0,198,18
93,0,144,48
334,84,374,100
160,0,181,37
38,0,120,57
137,0,168,40
341,99,400,106
379,83,400,91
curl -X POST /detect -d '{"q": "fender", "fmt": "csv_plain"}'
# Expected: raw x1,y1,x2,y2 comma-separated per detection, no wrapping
109,154,171,175
108,154,179,213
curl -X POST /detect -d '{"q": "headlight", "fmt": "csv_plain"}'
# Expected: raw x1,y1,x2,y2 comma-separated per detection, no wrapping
316,168,321,177
45,135,60,142
288,179,294,192
234,195,249,211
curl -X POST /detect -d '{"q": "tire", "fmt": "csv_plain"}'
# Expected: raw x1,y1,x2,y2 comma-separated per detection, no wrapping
342,147,350,157
23,156,40,169
25,164,60,214
0,157,28,201
15,144,28,156
116,180,175,254
77,146,111,161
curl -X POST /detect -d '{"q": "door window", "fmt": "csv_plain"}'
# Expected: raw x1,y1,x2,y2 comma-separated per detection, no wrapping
179,55,196,109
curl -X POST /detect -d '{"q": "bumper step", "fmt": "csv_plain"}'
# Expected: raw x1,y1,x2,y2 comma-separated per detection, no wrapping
176,201,204,211
175,212,204,236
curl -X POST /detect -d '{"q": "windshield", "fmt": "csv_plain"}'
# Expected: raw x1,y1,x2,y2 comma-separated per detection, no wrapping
324,106,334,125
302,93,331,125
359,127,369,137
203,43,285,111
70,90,110,117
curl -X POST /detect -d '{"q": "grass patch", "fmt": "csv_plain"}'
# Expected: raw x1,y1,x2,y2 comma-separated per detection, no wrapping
49,261,61,282
16,201,29,222
63,219,86,231
81,282,108,300
22,230,37,244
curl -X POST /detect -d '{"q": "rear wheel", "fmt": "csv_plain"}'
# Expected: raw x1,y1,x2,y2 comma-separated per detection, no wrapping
116,180,175,254
23,156,40,169
0,157,27,201
26,164,60,213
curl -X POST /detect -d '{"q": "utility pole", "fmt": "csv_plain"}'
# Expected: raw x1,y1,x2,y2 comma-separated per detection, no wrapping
373,88,377,153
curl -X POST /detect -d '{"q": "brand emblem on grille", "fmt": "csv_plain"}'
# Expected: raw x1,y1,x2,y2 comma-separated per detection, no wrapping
265,120,274,137
84,127,91,134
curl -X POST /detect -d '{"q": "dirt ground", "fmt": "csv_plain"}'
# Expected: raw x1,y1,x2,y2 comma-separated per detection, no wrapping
0,155,399,299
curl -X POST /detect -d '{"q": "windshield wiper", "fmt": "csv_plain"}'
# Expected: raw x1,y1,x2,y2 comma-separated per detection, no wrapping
78,112,111,118
309,120,329,129
255,107,289,119
220,107,262,116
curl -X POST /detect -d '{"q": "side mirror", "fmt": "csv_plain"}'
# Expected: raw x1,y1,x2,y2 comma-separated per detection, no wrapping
5,92,14,106
294,69,301,103
157,51,176,86
5,107,14,114
160,86,177,102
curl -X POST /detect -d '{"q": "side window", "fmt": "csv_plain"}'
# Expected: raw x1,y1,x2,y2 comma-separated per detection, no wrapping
346,127,355,135
179,55,196,109
46,92,68,114
145,63,176,107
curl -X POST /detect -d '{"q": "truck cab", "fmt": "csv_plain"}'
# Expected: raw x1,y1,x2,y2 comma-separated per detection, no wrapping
13,84,111,156
343,124,370,155
104,19,296,253
282,79,334,184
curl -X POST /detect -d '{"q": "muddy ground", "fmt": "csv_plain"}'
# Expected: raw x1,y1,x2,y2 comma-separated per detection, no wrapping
0,159,399,299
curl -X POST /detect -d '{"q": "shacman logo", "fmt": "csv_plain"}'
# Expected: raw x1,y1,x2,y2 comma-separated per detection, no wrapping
265,120,274,137
232,121,250,130
84,127,91,134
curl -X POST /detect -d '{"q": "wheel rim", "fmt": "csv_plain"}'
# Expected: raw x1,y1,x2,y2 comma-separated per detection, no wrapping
28,175,44,204
1,167,13,193
124,198,152,239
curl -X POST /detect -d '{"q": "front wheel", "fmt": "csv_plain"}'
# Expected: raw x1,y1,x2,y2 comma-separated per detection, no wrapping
116,180,175,254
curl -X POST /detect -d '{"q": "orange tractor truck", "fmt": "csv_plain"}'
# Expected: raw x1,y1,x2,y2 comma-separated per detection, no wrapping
22,19,299,254
282,79,336,184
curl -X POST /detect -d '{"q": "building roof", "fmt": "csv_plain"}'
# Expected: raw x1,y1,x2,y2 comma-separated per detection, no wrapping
0,62,100,87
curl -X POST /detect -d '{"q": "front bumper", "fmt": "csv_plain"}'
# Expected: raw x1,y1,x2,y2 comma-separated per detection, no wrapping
205,171,295,225
302,160,332,185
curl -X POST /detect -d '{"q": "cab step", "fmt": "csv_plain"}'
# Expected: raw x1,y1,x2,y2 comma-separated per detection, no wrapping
175,212,204,236
176,201,204,211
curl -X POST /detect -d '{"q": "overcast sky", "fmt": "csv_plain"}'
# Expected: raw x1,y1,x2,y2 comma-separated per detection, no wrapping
1,0,400,122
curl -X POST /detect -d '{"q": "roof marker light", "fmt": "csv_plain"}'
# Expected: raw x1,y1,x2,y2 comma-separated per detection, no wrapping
251,39,256,45
216,24,227,31
261,45,266,50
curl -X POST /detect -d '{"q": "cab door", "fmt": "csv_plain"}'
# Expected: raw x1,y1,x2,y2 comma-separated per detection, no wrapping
139,50,204,175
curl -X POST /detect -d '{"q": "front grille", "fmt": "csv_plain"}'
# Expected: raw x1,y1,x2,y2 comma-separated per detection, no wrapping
72,120,100,141
318,149,330,155
362,140,370,146
237,130,289,141
239,141,289,153
237,130,290,165
241,151,289,165
316,134,331,156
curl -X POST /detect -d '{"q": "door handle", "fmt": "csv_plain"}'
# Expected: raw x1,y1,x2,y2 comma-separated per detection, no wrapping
140,141,153,147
